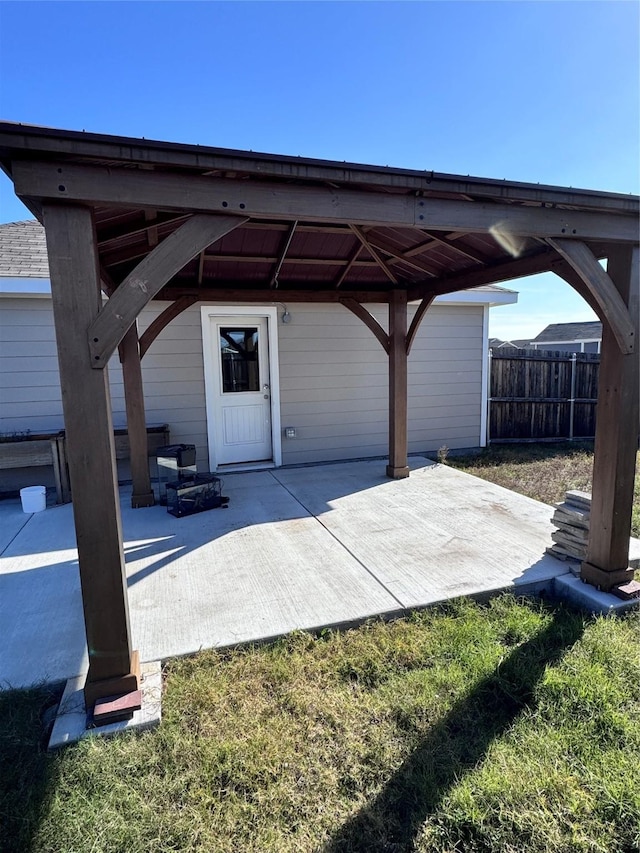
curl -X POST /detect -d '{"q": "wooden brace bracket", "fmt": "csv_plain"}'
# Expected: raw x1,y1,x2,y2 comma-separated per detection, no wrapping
139,295,199,359
340,292,435,356
406,294,435,354
88,214,247,367
340,298,390,354
547,238,635,354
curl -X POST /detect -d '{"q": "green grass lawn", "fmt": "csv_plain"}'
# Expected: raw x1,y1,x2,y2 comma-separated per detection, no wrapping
444,442,640,539
2,596,639,853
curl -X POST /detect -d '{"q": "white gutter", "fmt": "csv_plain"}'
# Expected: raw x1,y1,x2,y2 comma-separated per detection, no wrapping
480,305,490,447
0,277,51,296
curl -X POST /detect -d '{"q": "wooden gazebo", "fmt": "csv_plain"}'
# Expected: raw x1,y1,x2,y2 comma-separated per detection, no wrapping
1,122,637,713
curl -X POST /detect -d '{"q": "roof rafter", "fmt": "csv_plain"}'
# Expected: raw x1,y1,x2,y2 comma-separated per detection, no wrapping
420,229,490,264
362,230,439,277
334,243,363,289
348,225,399,284
271,220,297,288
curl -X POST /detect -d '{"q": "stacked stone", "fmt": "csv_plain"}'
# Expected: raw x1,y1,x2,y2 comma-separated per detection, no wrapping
547,490,591,564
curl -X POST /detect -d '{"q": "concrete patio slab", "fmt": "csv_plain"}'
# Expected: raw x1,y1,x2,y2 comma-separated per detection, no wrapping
273,458,565,607
0,499,33,553
0,457,578,692
124,470,402,663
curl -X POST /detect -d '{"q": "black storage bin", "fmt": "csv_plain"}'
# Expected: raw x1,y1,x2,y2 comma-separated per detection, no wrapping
155,444,197,504
166,474,227,518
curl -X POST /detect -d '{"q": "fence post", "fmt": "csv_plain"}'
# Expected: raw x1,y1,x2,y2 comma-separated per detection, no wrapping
569,353,577,440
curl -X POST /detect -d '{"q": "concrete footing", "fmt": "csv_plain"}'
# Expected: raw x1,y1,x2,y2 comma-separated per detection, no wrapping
48,660,162,749
553,574,640,616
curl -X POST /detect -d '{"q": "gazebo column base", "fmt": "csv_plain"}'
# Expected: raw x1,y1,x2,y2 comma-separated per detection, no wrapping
84,649,142,708
580,561,635,593
131,492,155,509
386,464,410,479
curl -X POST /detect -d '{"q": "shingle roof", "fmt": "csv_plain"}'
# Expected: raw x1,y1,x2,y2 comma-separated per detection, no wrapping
0,220,49,277
533,321,603,342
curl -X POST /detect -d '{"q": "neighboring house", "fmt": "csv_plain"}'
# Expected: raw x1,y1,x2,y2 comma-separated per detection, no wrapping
527,321,603,354
0,219,517,489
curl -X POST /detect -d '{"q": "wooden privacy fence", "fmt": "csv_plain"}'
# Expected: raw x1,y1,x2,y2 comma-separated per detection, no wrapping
488,348,600,442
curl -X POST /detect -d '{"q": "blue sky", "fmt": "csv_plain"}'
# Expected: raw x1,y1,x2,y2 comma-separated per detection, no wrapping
0,1,637,339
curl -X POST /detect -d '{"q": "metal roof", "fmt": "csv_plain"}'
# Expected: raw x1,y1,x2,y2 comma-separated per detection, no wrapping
0,122,637,303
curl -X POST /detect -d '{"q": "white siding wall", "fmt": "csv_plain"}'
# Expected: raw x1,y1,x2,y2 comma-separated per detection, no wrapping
277,303,483,465
0,298,207,446
109,302,209,467
1,297,483,478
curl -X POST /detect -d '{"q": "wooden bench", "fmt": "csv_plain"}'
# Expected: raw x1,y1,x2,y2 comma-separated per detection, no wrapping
0,432,69,503
0,424,170,504
111,424,171,461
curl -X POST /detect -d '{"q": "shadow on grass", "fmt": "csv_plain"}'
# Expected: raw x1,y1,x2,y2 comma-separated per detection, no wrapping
324,605,586,853
0,684,63,853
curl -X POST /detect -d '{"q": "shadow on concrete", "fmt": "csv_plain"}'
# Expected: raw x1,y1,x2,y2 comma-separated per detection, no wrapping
0,459,571,691
323,605,585,853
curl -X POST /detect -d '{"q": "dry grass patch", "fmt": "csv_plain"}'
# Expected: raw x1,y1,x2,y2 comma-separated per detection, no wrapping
1,596,639,853
445,442,640,537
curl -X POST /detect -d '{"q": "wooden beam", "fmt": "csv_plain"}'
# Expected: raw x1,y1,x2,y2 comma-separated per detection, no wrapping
547,238,635,354
103,245,382,269
407,249,569,301
581,245,639,591
163,287,390,303
349,225,399,283
406,294,436,355
14,160,640,242
387,289,409,479
88,214,247,367
139,295,199,358
339,298,390,353
118,323,155,508
42,203,135,704
271,220,297,287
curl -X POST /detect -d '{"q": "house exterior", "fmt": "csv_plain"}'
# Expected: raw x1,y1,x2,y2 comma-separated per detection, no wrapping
527,321,603,354
0,219,516,489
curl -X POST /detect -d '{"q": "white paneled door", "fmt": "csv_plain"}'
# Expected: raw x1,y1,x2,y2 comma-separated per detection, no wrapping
211,316,273,465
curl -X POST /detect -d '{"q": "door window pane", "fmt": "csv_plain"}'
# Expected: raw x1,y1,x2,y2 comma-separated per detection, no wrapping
220,327,260,393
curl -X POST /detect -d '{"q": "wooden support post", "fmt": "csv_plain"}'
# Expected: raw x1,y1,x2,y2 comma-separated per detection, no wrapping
386,289,410,479
119,323,155,508
582,245,639,591
42,203,137,707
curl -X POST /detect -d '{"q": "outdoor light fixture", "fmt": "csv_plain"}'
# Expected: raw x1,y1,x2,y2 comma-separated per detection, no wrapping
278,302,292,324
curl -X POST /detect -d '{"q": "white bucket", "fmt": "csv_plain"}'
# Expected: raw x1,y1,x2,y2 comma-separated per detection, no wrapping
20,485,46,513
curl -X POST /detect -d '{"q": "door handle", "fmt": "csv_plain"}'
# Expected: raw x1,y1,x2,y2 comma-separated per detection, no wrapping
263,384,270,391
